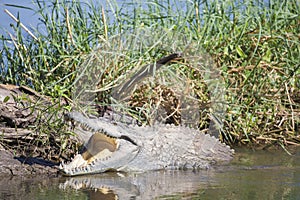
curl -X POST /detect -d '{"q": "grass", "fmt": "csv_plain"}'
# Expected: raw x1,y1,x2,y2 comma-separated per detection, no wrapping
0,0,299,159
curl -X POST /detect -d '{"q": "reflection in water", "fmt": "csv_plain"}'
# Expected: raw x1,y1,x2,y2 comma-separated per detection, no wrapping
60,170,217,199
1,149,300,199
0,175,87,200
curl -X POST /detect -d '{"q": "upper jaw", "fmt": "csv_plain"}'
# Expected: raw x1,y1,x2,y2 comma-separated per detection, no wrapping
65,111,127,140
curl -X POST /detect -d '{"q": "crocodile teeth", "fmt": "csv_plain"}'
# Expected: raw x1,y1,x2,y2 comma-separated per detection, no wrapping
59,162,64,170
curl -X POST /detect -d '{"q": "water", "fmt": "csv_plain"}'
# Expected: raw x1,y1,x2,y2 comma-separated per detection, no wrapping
1,148,300,200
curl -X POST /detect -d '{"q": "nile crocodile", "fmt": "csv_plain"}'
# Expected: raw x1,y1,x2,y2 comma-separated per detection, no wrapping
60,111,234,176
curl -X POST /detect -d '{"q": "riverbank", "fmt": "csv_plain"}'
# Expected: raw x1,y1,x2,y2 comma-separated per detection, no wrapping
0,144,58,177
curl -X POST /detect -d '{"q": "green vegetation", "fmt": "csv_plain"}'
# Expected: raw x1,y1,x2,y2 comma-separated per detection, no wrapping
0,0,299,154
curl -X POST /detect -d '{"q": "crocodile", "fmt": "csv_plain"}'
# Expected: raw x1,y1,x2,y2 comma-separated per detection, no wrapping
60,111,234,176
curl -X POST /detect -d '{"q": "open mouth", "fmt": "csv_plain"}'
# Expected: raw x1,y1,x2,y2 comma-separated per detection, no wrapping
64,114,119,168
61,112,140,175
81,132,118,164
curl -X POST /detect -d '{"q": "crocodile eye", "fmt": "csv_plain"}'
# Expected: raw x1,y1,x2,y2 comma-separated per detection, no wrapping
120,135,137,146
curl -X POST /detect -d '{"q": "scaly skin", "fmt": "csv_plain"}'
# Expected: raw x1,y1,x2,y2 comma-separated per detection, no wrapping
60,111,234,176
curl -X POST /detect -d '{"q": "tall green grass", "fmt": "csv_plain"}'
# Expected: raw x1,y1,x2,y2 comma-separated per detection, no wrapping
0,0,299,149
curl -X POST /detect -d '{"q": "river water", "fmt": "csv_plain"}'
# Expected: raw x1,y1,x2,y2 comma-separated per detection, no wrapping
1,148,299,200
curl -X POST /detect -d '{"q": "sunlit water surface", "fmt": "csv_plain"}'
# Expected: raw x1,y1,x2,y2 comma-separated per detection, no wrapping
1,148,300,200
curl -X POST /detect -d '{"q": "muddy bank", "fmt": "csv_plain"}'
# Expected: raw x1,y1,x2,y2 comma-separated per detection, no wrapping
0,144,59,177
